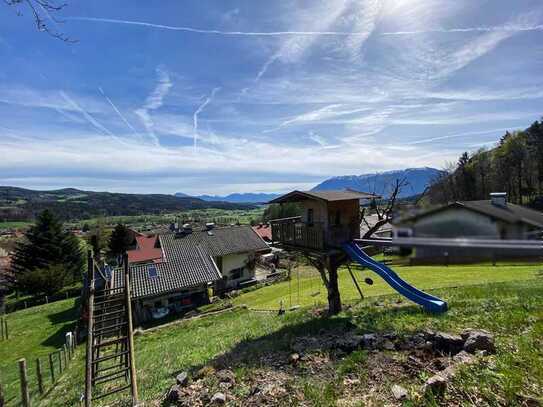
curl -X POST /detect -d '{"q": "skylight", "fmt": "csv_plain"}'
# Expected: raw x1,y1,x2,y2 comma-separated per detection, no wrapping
148,265,158,278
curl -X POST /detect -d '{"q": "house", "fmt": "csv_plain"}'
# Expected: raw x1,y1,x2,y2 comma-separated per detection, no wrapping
269,190,378,251
252,223,272,242
393,192,543,260
109,225,269,324
126,234,163,265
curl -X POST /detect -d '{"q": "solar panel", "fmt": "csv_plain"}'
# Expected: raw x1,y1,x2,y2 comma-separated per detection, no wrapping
148,265,158,278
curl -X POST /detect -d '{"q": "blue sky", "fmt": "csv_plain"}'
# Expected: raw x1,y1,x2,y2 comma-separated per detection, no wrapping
1,0,542,195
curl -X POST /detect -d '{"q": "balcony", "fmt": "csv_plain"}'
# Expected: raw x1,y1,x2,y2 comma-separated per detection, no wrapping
270,216,325,250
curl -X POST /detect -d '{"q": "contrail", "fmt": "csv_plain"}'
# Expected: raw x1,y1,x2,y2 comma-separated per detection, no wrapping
382,24,543,36
406,127,517,145
98,87,140,138
70,16,543,37
193,87,221,149
69,17,369,36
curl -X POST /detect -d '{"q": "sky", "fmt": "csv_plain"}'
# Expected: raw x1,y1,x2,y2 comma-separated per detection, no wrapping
0,0,542,195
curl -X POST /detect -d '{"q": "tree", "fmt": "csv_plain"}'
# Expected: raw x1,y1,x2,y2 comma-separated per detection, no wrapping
108,224,132,258
10,210,84,295
360,178,408,238
4,0,75,42
88,218,108,259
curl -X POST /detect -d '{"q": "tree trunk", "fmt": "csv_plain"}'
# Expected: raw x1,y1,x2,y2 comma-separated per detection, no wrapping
326,261,342,315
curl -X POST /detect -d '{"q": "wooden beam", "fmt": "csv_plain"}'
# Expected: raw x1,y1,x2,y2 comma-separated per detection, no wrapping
124,253,139,405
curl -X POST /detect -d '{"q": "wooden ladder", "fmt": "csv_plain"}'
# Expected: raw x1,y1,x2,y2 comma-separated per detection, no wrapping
85,254,138,406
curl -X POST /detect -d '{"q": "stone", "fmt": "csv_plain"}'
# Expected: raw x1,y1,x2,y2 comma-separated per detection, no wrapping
382,340,396,351
335,334,365,352
211,392,226,404
176,371,189,386
432,332,464,354
216,369,236,384
462,329,496,354
452,350,475,365
391,384,408,400
289,353,300,365
423,375,447,397
167,385,182,402
362,333,379,349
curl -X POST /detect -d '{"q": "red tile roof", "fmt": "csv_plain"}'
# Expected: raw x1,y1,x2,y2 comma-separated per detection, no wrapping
127,235,163,264
252,224,272,241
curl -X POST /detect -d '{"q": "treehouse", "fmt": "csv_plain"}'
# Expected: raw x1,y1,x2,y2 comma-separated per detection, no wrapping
269,190,379,252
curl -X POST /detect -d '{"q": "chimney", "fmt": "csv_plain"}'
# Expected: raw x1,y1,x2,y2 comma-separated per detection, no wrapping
490,192,507,208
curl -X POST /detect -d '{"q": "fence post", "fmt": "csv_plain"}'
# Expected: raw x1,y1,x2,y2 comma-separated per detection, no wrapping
0,317,3,340
62,345,68,369
36,358,44,395
4,318,7,340
48,353,55,383
57,350,63,373
19,359,31,407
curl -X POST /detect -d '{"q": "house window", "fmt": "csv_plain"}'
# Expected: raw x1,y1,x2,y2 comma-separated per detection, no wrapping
307,208,314,225
230,267,243,280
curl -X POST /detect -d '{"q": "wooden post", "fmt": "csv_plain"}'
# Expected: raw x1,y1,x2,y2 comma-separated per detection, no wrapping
57,350,63,373
62,345,68,369
85,252,95,407
19,359,31,407
36,358,44,395
0,317,3,340
124,253,139,405
49,353,55,383
346,263,364,300
3,318,8,340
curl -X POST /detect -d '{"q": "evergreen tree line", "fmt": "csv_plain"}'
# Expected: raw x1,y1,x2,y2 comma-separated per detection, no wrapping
8,210,134,296
428,118,543,208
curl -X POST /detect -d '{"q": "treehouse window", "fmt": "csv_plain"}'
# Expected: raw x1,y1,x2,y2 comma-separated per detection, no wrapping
334,210,341,226
307,208,314,225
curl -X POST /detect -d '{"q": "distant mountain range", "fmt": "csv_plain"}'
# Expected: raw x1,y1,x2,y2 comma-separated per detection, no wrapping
0,187,254,222
176,167,443,203
175,192,280,204
312,167,443,198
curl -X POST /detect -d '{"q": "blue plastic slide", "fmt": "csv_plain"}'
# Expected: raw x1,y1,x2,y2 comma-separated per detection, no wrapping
342,242,448,313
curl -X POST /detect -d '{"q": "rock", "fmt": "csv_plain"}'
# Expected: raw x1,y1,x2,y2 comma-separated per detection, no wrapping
167,385,183,402
362,333,379,349
211,392,226,404
462,329,496,354
391,384,408,400
176,371,189,386
423,375,447,397
452,350,475,365
335,334,365,352
382,340,395,351
216,369,236,384
289,353,300,365
432,332,464,354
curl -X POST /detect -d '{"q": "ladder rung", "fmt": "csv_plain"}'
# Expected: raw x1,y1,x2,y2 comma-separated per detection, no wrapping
94,296,125,305
94,314,126,325
93,350,129,364
93,368,130,385
100,287,125,293
95,336,127,348
95,362,127,375
93,322,127,335
95,309,126,319
92,384,131,400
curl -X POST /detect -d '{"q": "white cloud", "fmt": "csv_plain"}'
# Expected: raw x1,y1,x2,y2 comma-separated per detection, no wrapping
134,66,173,146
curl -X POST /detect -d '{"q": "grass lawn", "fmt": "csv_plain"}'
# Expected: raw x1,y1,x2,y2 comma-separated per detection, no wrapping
233,261,543,310
0,298,79,406
38,264,543,406
0,221,32,230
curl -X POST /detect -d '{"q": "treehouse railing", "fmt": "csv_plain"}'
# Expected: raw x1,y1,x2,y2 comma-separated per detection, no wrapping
270,217,325,250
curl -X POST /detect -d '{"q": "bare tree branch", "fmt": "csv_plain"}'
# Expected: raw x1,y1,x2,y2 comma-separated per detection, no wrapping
4,0,76,42
361,177,408,239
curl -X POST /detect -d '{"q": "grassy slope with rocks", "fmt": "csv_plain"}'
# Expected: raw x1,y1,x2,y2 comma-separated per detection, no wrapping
38,267,543,406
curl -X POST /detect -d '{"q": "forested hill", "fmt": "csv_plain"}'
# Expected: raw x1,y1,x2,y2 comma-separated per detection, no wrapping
428,118,543,208
0,187,254,222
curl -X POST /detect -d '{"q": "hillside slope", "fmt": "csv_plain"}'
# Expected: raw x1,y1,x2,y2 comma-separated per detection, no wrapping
312,167,443,198
0,187,253,222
